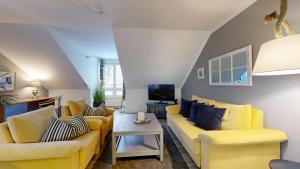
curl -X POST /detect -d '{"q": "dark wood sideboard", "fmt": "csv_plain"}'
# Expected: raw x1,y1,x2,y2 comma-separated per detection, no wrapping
0,97,55,123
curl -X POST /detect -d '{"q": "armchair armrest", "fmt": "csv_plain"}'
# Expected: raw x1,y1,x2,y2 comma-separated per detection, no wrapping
0,141,80,161
84,116,109,124
166,105,180,114
199,129,288,145
106,108,114,116
85,118,102,130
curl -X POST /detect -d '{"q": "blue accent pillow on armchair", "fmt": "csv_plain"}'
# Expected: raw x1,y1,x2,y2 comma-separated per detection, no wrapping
194,106,226,130
179,99,196,118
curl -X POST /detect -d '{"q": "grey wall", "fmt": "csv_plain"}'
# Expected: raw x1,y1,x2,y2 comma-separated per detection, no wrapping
182,0,300,162
0,53,48,98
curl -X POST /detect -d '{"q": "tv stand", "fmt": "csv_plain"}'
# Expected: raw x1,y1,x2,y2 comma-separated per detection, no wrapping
146,101,175,119
156,101,168,104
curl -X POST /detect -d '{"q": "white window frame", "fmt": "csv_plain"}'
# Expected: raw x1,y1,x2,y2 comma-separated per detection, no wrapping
104,59,123,98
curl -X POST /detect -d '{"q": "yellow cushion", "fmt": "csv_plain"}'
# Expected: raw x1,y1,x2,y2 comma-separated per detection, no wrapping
214,101,232,120
221,104,252,130
0,122,14,143
192,95,215,105
7,106,54,143
68,100,86,116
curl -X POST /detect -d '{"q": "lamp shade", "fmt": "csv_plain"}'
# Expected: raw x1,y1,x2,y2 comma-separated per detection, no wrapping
253,34,300,76
29,80,41,87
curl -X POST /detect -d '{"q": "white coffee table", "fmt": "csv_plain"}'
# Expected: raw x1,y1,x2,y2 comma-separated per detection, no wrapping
112,111,163,165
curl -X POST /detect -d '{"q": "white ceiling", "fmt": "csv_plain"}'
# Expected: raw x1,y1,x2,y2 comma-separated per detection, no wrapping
0,0,256,90
0,0,256,31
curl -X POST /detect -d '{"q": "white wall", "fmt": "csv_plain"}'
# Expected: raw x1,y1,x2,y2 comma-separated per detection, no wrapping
113,27,210,88
49,89,90,105
125,88,181,112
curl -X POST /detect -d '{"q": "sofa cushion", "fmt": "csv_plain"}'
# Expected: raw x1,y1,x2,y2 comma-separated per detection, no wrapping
0,122,14,143
221,104,252,130
41,116,74,142
179,99,196,118
192,95,215,105
68,100,86,116
214,101,232,120
188,102,203,123
84,104,109,117
70,114,90,138
7,106,55,143
194,106,226,130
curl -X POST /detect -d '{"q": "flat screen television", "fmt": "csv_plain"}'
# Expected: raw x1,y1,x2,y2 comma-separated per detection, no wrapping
148,84,175,102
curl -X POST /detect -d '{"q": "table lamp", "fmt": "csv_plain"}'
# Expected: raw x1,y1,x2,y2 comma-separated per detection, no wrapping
30,80,41,99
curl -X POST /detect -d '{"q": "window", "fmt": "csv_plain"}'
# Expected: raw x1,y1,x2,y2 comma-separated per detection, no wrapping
209,45,252,86
104,60,123,98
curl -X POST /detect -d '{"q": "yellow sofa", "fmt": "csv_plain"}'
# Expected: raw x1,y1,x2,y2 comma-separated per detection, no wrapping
61,99,114,146
0,106,102,169
166,95,288,169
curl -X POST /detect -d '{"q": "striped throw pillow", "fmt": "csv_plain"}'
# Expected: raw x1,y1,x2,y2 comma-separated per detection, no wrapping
84,104,95,116
70,114,90,138
41,116,73,142
84,104,108,116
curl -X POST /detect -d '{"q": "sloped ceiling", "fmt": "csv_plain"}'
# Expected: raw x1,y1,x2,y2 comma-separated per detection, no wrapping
113,28,210,88
0,0,257,90
0,23,87,89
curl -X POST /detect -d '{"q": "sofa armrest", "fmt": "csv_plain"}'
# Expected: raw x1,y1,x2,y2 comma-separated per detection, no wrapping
85,118,102,130
199,129,287,145
166,105,180,114
0,141,80,161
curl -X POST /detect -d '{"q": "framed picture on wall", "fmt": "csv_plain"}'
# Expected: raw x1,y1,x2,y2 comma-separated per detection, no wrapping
197,67,205,79
0,71,16,91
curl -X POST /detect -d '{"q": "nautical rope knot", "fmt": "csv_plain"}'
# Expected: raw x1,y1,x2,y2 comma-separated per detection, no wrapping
264,0,294,39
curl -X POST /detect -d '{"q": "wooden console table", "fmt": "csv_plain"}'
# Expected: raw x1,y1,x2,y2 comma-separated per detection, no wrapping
0,97,55,123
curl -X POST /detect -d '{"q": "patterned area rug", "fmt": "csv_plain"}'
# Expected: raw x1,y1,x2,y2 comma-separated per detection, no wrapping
91,124,198,169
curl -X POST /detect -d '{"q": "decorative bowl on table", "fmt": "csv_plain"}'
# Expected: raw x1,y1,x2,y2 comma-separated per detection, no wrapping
134,118,151,124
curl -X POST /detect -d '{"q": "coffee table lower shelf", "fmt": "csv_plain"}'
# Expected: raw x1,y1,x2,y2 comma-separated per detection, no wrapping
112,134,163,164
116,135,160,158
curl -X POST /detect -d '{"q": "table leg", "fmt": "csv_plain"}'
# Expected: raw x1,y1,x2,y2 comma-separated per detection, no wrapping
160,131,163,162
112,133,116,165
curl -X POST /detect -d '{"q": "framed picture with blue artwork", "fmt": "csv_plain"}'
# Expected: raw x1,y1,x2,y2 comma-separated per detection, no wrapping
0,71,16,91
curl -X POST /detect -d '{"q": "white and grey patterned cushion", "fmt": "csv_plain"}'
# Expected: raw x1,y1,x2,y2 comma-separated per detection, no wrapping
84,104,94,116
84,104,108,116
41,116,73,142
93,105,109,116
69,114,90,138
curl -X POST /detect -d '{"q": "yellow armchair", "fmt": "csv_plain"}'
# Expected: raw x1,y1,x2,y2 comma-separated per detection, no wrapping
0,106,103,169
61,99,114,146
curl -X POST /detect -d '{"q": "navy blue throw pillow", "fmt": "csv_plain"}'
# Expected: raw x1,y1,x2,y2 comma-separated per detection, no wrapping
179,99,196,118
188,102,205,122
194,106,226,130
